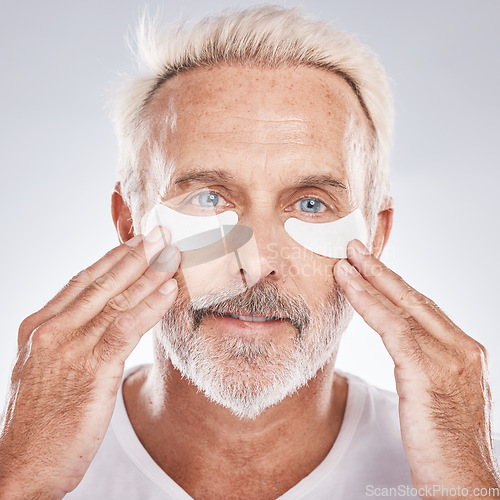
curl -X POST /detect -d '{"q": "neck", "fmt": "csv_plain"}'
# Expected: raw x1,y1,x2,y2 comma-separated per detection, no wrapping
123,352,348,499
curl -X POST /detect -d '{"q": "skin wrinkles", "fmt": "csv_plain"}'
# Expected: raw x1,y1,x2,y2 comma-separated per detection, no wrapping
186,114,316,146
143,67,370,225
121,64,379,498
167,169,348,222
4,18,497,500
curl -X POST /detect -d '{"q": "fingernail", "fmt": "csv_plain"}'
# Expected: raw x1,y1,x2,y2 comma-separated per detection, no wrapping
150,246,180,273
350,239,370,256
159,279,177,295
146,226,164,243
156,246,178,263
125,234,143,247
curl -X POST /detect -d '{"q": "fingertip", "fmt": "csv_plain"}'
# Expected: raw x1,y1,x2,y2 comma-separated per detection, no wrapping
333,258,349,280
124,234,144,247
348,239,370,257
159,278,177,295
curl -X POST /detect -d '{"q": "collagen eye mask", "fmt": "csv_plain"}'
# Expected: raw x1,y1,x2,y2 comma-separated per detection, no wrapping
284,208,368,258
144,204,367,261
143,204,239,251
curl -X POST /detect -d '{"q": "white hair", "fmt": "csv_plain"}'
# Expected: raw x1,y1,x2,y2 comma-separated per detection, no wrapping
155,276,353,419
111,4,394,241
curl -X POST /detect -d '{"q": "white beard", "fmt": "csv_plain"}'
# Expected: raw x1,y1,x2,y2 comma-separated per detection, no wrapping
154,280,353,420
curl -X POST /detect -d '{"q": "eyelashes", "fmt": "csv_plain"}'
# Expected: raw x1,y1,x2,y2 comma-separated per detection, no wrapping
179,188,337,218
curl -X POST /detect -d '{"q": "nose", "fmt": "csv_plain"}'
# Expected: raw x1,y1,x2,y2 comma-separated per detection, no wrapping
228,211,284,287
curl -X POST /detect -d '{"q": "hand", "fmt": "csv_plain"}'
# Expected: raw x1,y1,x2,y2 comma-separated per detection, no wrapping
0,227,180,499
334,239,500,499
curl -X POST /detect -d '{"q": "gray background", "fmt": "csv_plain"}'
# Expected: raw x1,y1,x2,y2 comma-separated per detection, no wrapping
1,0,499,430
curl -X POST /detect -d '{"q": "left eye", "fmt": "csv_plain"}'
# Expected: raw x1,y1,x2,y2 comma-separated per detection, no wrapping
296,198,327,214
191,191,223,207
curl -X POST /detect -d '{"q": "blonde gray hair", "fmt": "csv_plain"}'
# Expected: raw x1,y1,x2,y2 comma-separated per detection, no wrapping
111,4,394,240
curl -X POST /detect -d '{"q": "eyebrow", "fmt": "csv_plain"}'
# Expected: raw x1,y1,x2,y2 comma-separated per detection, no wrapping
290,174,347,191
173,168,234,187
172,168,347,191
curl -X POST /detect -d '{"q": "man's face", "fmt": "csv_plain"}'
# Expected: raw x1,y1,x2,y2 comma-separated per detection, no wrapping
146,65,371,419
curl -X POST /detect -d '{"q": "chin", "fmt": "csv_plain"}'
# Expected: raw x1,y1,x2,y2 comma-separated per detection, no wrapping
166,326,336,421
156,287,352,420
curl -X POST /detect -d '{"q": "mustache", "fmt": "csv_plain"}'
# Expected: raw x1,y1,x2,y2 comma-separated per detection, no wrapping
187,281,311,335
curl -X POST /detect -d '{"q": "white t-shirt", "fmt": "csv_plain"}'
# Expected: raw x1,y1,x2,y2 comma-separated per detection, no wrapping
65,365,500,499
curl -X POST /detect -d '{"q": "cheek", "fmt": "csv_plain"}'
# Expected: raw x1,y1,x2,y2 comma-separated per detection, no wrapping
284,251,336,297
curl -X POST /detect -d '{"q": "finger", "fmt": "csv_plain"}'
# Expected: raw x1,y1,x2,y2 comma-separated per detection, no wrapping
75,245,180,345
335,258,451,361
55,226,172,331
17,235,145,347
334,259,428,367
93,278,179,364
345,239,466,344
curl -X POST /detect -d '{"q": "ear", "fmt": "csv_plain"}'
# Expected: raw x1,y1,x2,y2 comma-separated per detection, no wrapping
371,196,394,259
111,182,135,245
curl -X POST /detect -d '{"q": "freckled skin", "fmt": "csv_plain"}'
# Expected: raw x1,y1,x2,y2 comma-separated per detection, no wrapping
120,64,500,498
3,56,495,500
115,65,393,499
0,64,393,499
146,64,373,304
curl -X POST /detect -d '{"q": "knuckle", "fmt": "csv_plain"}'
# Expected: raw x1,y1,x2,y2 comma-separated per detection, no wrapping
104,246,120,259
399,286,428,307
69,267,94,288
113,311,136,332
139,269,159,289
29,324,54,351
476,341,488,356
106,292,132,314
466,342,488,365
93,271,120,294
365,262,385,278
127,247,147,265
28,316,68,350
74,310,112,341
447,356,466,376
19,313,38,337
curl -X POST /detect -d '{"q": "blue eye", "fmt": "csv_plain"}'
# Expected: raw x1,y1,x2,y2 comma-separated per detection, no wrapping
299,198,325,213
194,191,220,207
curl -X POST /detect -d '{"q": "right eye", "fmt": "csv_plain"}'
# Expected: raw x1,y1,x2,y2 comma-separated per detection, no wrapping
191,191,222,208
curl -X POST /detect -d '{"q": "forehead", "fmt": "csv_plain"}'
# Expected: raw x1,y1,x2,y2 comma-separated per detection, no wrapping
145,64,370,173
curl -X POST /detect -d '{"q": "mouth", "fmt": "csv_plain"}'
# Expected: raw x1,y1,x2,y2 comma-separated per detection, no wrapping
208,310,289,332
218,312,282,322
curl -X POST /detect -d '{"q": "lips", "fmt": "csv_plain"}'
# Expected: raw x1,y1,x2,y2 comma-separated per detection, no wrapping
216,310,284,322
222,313,278,322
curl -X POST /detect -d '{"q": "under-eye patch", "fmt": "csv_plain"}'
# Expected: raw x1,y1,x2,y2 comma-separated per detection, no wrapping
143,204,367,264
284,208,368,258
143,203,239,251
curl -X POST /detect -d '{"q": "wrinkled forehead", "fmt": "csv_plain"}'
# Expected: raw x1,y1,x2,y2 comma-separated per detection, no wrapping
140,64,372,206
146,64,370,150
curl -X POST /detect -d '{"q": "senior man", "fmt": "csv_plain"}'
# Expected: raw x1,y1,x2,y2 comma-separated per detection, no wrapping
1,5,499,500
